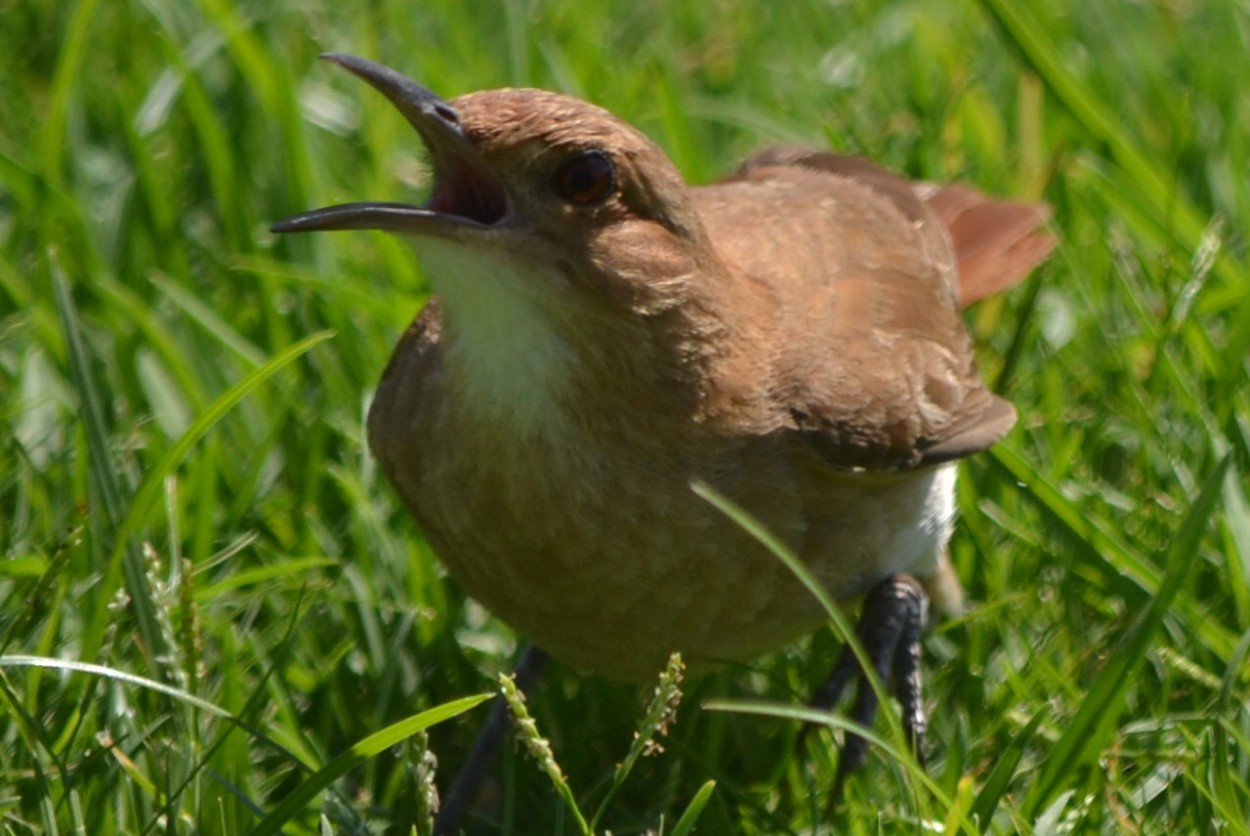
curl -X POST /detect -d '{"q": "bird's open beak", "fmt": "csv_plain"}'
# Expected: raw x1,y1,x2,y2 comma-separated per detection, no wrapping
271,53,507,236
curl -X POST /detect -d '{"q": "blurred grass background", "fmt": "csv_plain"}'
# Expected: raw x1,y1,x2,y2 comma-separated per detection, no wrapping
2,0,1249,833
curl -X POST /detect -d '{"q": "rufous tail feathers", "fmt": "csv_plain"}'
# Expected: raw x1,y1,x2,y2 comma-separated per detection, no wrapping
914,182,1056,307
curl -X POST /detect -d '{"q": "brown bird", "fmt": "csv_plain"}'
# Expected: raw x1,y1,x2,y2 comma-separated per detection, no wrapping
274,53,1053,819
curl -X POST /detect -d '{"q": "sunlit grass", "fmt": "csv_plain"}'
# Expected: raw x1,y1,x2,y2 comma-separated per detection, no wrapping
3,0,1249,833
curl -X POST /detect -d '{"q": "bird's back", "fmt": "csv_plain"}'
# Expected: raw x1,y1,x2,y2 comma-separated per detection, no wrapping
691,152,1050,471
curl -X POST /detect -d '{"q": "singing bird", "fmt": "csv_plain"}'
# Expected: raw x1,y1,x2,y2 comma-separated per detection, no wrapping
274,52,1053,808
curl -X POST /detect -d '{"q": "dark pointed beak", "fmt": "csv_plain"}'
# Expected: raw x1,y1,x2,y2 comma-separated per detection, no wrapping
320,53,466,145
271,54,506,235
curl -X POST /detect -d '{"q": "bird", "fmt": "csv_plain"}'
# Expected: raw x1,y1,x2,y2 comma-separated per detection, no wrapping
273,52,1054,822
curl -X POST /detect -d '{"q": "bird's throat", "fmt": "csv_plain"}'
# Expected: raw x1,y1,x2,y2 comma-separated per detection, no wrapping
412,237,577,436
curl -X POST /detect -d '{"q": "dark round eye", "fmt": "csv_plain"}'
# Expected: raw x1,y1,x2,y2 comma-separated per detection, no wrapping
552,151,616,206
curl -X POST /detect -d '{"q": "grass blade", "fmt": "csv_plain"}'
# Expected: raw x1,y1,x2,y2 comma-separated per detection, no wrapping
706,698,975,831
971,707,1046,827
691,481,978,834
992,444,1236,660
690,481,899,741
1212,626,1250,826
1025,454,1233,814
247,694,492,836
51,256,168,670
976,0,1202,250
105,330,336,608
668,779,716,836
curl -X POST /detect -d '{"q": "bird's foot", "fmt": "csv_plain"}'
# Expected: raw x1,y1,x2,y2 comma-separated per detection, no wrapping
807,573,929,797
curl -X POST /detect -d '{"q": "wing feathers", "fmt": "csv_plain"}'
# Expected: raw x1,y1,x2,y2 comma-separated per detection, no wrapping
716,147,1052,469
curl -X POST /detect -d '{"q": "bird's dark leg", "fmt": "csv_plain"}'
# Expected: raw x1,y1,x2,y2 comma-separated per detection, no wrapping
434,644,549,835
806,573,929,797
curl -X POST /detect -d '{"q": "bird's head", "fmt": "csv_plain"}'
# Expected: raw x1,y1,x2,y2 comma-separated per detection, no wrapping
274,55,720,430
273,54,709,311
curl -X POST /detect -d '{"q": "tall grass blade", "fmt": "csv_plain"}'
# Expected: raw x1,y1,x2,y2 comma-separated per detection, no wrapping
668,779,716,836
971,707,1045,826
51,256,168,670
992,444,1235,660
690,482,978,832
690,481,899,742
1025,454,1233,814
247,694,492,836
1212,626,1250,825
976,0,1202,250
106,330,335,607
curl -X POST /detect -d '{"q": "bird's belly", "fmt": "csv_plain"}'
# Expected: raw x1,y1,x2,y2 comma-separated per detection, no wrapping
392,422,957,682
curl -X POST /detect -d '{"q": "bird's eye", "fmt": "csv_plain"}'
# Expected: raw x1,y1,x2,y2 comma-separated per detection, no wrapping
552,151,616,206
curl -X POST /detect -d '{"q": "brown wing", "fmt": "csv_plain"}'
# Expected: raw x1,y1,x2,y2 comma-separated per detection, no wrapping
728,147,1056,308
695,147,1051,469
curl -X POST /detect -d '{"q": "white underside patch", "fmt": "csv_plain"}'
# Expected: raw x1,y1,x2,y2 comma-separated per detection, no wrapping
410,237,576,435
905,462,958,575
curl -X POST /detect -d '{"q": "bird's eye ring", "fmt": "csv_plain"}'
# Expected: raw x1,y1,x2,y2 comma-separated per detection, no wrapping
552,151,616,206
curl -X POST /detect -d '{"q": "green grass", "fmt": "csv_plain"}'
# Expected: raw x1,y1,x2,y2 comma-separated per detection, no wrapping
2,0,1248,832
